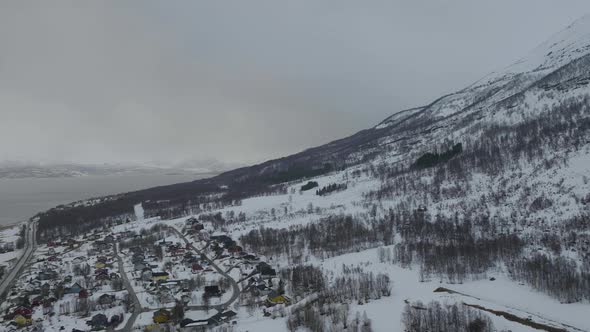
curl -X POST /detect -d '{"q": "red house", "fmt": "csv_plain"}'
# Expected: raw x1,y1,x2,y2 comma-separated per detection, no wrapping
13,307,32,318
79,289,89,299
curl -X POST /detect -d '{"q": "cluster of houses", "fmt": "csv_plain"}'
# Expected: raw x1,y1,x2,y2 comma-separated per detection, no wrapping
1,215,298,331
0,241,15,253
184,218,294,310
0,229,130,330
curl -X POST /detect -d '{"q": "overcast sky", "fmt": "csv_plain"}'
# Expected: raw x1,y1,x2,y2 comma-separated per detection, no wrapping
1,1,589,165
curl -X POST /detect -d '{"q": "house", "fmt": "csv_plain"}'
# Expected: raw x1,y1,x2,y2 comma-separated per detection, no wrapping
207,311,237,326
31,296,43,307
110,314,123,327
181,294,191,305
93,240,110,251
88,313,108,328
191,263,203,273
14,315,32,327
96,273,111,281
152,271,170,282
210,235,234,247
98,294,115,306
242,254,259,262
95,268,109,276
41,283,51,296
256,262,276,277
185,216,198,223
227,245,243,254
12,307,33,318
131,252,145,262
158,239,174,247
267,294,291,306
141,268,153,281
134,262,148,271
65,282,83,294
42,299,54,315
79,289,89,299
96,256,108,263
204,285,221,297
153,309,172,324
252,284,272,296
182,321,209,332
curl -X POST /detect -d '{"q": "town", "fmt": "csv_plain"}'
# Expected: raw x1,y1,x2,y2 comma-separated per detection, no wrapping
0,215,290,331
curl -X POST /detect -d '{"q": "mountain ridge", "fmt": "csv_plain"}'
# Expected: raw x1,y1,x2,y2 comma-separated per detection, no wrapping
35,14,590,242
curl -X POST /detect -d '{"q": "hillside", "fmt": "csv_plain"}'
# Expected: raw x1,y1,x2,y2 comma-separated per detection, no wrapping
30,15,590,331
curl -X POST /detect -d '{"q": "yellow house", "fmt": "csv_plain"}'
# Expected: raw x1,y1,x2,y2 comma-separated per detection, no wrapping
95,261,106,269
151,272,169,282
14,315,32,327
152,309,171,324
268,294,291,305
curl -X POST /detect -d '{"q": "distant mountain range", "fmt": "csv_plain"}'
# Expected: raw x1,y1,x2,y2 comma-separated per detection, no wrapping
0,159,243,179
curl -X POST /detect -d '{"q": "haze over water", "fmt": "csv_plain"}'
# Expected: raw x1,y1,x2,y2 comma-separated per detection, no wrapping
0,173,211,226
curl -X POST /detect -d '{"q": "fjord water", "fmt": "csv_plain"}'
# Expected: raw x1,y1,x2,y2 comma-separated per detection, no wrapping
0,173,212,226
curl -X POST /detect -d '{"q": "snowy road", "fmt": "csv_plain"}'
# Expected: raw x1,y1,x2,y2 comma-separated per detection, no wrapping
114,241,148,332
167,226,241,311
0,221,36,299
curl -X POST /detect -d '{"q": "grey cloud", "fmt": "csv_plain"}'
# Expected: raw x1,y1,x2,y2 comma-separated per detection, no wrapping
1,1,589,164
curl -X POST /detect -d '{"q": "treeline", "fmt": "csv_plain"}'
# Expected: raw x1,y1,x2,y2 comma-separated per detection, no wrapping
280,265,325,298
507,253,590,303
284,266,388,332
239,215,394,261
402,301,495,332
385,211,524,282
287,303,372,332
328,271,391,304
413,143,463,169
316,183,348,196
280,264,391,304
301,181,319,191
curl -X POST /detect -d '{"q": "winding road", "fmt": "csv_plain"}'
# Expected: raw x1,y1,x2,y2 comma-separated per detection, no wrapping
167,226,241,311
113,225,241,331
0,221,36,299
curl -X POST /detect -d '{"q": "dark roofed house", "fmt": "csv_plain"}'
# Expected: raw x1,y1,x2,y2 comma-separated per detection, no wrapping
207,310,237,326
191,263,203,273
98,294,115,306
228,245,243,254
204,285,221,297
210,235,234,247
87,313,108,328
37,270,57,280
257,262,276,277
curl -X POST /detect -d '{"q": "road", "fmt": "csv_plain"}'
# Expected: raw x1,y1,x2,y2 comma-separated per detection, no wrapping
113,242,147,332
0,221,36,299
437,287,587,332
110,226,241,331
167,226,241,311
